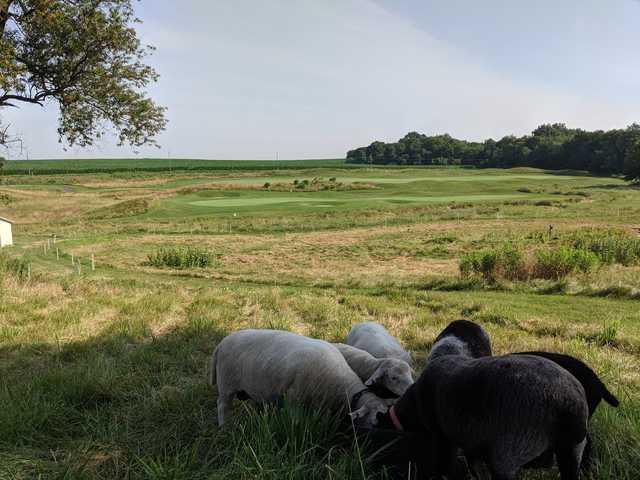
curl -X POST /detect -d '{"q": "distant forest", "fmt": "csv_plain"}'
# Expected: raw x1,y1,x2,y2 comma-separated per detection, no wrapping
346,124,640,180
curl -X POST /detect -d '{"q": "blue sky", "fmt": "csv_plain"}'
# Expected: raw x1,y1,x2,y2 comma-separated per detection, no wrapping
4,0,640,159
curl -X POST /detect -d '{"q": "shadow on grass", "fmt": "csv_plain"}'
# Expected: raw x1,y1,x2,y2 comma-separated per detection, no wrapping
0,316,638,479
0,323,226,479
0,323,392,480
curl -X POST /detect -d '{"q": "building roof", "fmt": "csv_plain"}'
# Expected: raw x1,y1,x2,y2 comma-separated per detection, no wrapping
0,216,14,224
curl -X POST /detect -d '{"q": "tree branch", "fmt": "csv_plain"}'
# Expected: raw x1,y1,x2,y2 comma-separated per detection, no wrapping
0,93,44,106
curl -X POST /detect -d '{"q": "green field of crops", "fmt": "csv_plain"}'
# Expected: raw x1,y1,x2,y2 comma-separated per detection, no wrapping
1,158,349,175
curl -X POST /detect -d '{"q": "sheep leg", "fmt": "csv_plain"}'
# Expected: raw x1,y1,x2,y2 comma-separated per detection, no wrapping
556,437,587,480
436,440,464,480
217,392,234,427
490,474,515,480
579,433,593,470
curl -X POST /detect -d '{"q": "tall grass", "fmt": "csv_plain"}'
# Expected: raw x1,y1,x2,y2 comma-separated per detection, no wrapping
214,402,366,480
460,244,599,281
568,230,640,266
459,244,526,282
146,247,212,268
533,247,600,280
0,251,29,280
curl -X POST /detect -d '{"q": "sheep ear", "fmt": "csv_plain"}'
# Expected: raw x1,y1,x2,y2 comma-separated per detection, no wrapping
365,368,384,387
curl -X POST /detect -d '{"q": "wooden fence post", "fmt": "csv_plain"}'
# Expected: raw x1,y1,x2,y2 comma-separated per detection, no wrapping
91,254,95,271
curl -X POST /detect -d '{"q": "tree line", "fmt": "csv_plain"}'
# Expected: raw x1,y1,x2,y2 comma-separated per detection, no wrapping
346,124,640,182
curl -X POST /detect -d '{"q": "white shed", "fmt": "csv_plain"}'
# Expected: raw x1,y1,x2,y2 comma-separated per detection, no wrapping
0,217,13,247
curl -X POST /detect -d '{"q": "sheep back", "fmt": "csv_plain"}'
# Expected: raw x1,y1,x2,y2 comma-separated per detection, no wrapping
214,329,363,409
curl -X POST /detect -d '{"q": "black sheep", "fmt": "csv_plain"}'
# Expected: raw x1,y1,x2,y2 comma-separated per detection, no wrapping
515,351,619,469
380,320,589,480
515,351,619,416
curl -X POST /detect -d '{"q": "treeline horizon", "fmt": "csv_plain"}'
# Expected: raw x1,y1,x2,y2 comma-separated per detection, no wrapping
346,123,640,180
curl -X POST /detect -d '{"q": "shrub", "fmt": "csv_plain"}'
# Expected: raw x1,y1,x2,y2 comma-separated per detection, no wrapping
459,244,526,282
146,247,212,268
0,252,30,280
568,230,640,265
263,182,271,189
533,247,599,279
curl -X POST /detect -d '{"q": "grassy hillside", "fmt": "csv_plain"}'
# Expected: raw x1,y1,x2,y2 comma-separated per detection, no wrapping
0,166,639,479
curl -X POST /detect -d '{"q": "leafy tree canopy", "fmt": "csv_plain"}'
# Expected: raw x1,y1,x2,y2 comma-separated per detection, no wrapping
624,139,640,183
0,0,166,149
347,123,640,181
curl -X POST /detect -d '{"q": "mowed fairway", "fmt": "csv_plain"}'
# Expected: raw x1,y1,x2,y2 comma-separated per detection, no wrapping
1,162,639,479
142,167,615,218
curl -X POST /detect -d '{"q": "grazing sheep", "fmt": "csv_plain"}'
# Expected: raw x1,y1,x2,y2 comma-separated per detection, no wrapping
346,322,411,364
210,329,389,428
334,343,413,398
379,321,588,480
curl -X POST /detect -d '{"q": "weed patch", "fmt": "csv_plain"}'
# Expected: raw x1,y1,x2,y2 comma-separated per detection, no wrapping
568,230,640,266
533,247,599,280
459,244,526,282
0,252,30,281
146,247,213,269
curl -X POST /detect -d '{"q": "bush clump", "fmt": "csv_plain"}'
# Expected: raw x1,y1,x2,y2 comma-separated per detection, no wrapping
0,252,30,280
146,246,212,268
461,244,600,282
568,230,640,266
533,247,599,280
459,244,526,282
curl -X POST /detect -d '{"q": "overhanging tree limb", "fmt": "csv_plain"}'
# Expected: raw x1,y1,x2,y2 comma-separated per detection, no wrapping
0,0,166,148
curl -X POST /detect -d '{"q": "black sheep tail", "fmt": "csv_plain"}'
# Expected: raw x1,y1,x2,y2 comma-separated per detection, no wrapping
602,386,619,407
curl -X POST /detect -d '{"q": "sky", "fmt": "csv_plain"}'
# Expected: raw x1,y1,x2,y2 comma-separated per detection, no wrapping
3,0,640,160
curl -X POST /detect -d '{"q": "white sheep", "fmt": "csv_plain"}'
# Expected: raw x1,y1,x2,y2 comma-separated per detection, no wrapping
346,322,411,364
334,343,413,397
210,329,389,427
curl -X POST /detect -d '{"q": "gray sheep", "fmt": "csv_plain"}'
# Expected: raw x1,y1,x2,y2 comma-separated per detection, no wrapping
210,329,389,428
346,322,411,364
334,343,413,398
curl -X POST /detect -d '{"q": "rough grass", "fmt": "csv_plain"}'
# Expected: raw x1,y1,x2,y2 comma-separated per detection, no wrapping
88,198,151,219
1,166,640,479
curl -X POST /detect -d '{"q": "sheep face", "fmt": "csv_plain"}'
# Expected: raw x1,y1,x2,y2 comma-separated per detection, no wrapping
350,396,389,428
365,359,413,397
